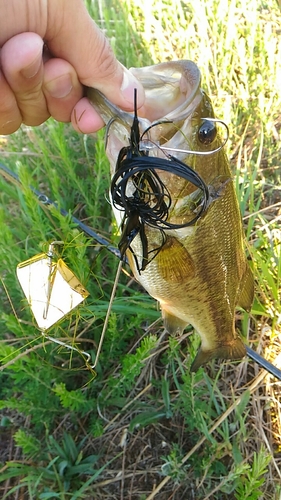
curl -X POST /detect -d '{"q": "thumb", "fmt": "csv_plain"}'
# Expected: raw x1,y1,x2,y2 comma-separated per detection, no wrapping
46,0,144,110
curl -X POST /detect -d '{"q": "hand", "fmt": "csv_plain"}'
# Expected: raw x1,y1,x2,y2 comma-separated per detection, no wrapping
0,0,144,135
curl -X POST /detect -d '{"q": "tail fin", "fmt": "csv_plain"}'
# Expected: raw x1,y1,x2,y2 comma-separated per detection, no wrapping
190,337,246,372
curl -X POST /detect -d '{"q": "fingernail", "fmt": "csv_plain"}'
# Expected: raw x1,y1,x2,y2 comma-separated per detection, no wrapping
120,68,145,105
44,74,73,98
21,53,42,79
1,120,18,134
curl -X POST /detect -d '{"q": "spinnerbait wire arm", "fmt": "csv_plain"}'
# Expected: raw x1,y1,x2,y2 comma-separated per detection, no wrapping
1,162,280,381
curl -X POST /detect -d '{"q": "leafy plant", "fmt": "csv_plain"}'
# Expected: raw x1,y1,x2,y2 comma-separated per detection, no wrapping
234,449,272,500
0,432,103,499
0,0,280,498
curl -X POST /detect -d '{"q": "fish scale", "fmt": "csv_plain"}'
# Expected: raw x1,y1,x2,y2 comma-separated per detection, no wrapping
87,60,254,371
130,181,248,372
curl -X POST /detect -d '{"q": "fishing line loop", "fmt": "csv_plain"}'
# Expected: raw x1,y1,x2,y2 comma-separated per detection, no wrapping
110,91,213,271
1,162,280,380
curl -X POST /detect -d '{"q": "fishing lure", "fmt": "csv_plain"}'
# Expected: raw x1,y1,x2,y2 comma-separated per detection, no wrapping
110,91,210,272
0,162,281,380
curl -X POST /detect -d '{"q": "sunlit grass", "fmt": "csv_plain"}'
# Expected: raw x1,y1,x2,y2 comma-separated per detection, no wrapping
0,0,280,498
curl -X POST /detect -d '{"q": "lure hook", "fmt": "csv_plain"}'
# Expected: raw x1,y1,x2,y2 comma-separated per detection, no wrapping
110,90,212,272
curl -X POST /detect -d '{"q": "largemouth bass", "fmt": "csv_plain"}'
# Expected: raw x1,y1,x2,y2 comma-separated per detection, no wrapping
87,60,254,371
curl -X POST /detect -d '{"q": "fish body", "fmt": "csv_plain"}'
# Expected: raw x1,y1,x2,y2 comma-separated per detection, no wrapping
87,60,254,371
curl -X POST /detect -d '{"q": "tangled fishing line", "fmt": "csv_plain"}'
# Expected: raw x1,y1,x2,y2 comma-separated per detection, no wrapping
110,90,211,272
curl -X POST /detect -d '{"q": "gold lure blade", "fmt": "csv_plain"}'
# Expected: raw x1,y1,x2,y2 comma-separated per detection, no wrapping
16,247,89,330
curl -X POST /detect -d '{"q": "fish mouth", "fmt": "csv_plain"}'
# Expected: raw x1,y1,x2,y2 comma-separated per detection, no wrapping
87,60,206,165
109,62,212,272
91,60,225,267
130,60,202,124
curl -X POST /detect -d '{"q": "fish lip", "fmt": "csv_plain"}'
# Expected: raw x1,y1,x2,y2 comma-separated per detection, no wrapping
130,60,202,123
87,88,150,133
87,61,205,172
87,60,203,146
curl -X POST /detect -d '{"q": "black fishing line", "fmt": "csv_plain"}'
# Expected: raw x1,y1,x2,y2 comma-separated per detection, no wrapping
110,90,210,272
111,156,209,229
1,162,281,382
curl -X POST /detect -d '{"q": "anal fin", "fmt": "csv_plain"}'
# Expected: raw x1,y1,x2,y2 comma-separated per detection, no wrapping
162,308,187,335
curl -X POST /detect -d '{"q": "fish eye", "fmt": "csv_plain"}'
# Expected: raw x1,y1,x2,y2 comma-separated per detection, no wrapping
198,120,217,145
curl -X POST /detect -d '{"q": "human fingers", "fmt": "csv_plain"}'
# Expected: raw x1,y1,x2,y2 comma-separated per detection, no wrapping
43,58,83,122
0,67,22,135
0,33,49,127
47,0,145,110
0,0,145,135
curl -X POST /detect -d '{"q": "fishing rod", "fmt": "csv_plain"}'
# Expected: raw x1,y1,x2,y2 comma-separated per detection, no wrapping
0,161,281,381
246,346,281,380
0,162,121,260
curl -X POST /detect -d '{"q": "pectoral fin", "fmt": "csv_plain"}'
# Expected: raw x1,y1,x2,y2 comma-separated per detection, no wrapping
237,265,255,312
157,236,195,284
190,336,246,372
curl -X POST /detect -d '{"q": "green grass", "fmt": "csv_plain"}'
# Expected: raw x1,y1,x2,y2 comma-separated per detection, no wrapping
0,0,281,498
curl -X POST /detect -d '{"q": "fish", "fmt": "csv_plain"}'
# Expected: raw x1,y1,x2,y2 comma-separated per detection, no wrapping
87,60,254,371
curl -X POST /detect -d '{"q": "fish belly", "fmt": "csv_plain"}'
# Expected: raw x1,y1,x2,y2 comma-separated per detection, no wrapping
126,180,254,370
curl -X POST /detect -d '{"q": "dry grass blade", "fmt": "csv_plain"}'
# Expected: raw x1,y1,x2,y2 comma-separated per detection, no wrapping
145,354,281,500
0,1,281,499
